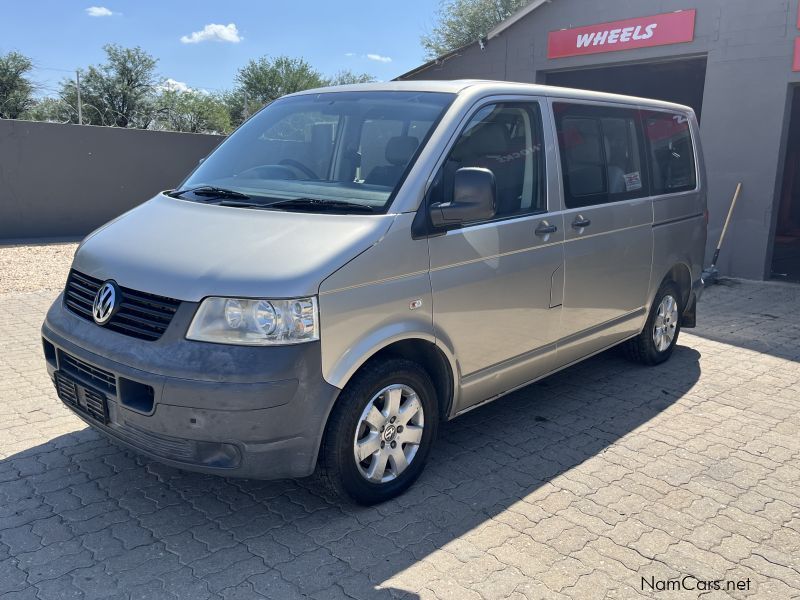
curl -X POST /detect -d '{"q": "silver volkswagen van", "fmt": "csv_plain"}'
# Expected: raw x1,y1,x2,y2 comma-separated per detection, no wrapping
42,81,706,504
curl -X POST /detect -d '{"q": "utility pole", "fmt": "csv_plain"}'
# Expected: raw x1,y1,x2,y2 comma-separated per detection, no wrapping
76,70,83,125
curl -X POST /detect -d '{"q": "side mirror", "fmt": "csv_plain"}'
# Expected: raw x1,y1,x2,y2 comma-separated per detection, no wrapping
429,167,496,228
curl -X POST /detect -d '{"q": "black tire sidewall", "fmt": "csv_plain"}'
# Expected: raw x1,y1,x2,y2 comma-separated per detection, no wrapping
326,360,438,505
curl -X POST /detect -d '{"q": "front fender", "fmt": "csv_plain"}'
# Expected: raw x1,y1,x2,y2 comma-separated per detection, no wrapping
319,280,435,389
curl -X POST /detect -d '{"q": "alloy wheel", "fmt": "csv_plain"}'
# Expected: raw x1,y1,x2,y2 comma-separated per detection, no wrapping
653,294,679,352
353,384,425,483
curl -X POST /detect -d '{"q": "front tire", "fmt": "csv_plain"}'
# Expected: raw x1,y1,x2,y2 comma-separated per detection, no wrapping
317,358,438,505
624,281,682,366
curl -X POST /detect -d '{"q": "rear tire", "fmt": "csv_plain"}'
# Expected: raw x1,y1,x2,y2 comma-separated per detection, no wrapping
624,281,682,366
316,358,438,505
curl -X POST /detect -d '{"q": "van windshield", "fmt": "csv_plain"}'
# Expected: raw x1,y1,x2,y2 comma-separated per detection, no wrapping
176,91,455,213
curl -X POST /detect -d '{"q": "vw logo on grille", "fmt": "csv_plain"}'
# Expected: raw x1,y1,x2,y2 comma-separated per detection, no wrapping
92,281,120,325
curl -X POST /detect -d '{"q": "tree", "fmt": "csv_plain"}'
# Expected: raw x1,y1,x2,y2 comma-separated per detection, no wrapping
220,90,248,129
226,58,376,127
155,89,231,134
233,55,326,118
0,51,36,119
61,44,159,127
421,0,531,59
22,97,74,123
326,70,377,86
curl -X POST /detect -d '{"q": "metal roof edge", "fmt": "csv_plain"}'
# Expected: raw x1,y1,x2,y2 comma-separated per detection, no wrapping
487,0,553,39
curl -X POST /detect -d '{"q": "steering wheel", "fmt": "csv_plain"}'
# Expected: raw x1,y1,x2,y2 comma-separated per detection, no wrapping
279,159,318,179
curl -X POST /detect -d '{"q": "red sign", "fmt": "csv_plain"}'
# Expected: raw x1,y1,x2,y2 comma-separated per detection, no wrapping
793,38,800,71
547,10,697,59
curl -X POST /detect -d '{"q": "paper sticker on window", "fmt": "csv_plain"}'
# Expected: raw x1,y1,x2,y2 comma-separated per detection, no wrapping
624,171,643,191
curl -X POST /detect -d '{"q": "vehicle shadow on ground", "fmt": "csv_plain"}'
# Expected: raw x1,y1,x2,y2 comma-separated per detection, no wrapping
1,345,701,599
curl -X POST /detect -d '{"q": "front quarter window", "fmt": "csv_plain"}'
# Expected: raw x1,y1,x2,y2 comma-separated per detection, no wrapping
177,91,455,213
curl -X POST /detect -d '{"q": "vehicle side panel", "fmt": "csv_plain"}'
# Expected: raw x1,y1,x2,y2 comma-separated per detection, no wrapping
318,213,440,390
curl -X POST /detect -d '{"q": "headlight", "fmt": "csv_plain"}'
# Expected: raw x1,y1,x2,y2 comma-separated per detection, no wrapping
186,297,319,345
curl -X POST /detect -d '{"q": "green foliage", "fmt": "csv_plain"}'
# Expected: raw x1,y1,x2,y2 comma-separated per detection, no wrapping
10,45,378,133
227,56,376,127
421,0,531,59
235,55,326,113
155,89,231,134
220,89,248,129
326,70,377,86
0,51,36,119
21,97,74,123
60,44,159,127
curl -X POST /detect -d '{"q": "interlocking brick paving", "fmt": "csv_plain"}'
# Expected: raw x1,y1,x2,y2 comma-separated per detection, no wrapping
1,249,799,599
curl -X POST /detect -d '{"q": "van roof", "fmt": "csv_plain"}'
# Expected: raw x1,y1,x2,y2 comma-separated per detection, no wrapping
287,79,695,114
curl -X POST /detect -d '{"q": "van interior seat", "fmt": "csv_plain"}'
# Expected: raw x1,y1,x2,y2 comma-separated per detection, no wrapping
604,136,628,194
364,136,419,187
564,120,605,198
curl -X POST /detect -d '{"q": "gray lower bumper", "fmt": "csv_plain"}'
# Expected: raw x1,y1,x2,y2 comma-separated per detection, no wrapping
42,295,340,479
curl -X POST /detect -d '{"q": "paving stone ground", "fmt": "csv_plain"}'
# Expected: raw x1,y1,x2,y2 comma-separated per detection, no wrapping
1,247,799,600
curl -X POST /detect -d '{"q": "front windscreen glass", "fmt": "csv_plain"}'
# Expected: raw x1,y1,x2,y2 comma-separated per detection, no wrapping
177,91,455,213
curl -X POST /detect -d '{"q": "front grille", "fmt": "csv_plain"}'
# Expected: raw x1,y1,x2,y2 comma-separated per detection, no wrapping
58,350,117,394
55,371,109,425
84,388,109,423
64,269,180,341
113,423,195,461
55,371,80,406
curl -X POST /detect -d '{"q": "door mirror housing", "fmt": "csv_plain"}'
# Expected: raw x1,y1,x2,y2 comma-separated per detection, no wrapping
429,167,496,228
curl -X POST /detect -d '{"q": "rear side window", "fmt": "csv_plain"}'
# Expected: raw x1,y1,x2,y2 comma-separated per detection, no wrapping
554,102,648,208
643,111,697,195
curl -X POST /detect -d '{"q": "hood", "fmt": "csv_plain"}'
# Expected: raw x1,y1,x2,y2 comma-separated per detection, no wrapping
73,194,395,301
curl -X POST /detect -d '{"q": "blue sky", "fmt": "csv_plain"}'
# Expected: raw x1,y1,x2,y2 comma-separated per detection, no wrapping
0,0,440,96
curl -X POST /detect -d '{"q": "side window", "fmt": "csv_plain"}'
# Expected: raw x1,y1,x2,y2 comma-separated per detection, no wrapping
560,117,605,197
555,103,648,208
643,111,697,195
432,102,546,222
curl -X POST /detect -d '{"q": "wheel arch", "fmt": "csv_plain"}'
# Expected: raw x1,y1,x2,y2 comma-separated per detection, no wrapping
367,339,456,422
312,336,458,471
328,336,457,423
650,261,693,312
663,262,693,311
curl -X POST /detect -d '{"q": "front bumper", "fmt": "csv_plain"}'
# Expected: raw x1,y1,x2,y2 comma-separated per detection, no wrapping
42,294,340,479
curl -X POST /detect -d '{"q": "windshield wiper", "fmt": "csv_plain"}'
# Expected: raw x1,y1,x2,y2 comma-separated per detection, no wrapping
267,198,374,213
169,185,252,201
215,200,272,209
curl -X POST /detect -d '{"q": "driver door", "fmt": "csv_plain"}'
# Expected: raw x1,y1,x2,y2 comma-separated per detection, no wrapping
427,99,565,412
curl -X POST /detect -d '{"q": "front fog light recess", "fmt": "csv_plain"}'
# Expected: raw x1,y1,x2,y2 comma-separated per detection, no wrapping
188,297,318,345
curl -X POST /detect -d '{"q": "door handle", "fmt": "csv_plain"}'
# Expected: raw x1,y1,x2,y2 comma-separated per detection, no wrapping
535,223,558,237
571,216,592,229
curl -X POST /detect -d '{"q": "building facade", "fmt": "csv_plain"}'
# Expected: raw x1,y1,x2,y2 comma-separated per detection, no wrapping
400,0,800,282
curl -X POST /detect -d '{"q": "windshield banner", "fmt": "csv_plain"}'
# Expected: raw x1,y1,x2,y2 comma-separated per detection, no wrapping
547,10,696,59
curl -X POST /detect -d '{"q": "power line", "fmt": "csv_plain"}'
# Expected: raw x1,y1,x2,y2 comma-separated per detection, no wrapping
31,66,75,74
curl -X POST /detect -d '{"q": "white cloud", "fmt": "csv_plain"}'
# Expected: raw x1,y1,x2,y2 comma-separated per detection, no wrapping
344,52,356,57
180,23,242,44
160,78,191,93
85,6,113,17
366,53,392,63
157,79,211,95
